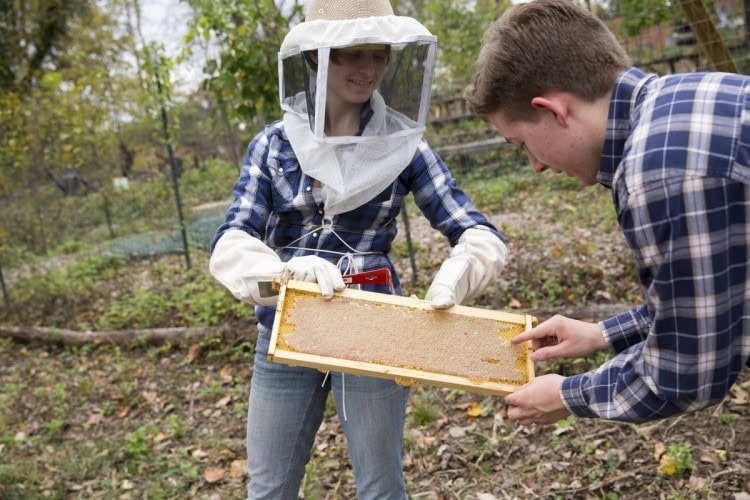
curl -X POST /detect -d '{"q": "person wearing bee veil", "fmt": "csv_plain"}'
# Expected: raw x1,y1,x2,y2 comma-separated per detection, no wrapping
208,0,508,497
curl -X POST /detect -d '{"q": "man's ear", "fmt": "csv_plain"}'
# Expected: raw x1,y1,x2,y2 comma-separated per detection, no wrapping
531,96,569,127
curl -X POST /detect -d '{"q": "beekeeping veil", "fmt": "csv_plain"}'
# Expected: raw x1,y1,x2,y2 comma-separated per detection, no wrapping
279,0,437,215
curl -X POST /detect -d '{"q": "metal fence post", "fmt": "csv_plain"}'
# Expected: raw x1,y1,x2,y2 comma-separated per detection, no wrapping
155,68,191,270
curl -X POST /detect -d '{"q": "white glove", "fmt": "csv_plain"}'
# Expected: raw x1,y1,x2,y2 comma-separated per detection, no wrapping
209,230,286,307
426,226,508,309
284,255,346,299
209,230,346,306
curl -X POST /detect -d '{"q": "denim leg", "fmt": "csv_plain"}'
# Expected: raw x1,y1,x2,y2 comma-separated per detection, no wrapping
330,373,410,500
246,324,329,500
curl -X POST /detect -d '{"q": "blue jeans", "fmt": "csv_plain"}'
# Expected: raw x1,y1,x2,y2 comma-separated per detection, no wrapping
246,324,410,499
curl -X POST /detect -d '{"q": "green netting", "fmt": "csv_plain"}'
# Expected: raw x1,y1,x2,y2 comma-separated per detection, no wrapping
101,214,225,258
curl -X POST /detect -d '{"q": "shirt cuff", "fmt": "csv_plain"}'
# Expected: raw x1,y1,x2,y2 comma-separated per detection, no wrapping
600,304,650,354
560,374,597,418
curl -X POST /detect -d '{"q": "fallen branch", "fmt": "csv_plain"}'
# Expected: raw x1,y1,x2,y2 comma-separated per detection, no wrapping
0,322,256,346
1,303,629,347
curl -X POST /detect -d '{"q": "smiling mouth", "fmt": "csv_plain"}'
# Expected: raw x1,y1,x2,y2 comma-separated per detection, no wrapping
349,78,373,88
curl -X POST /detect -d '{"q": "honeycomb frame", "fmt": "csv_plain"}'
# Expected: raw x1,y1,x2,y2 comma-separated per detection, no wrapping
268,280,536,396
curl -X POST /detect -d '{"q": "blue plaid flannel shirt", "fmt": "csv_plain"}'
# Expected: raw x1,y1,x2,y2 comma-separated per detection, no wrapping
561,67,750,421
211,120,502,330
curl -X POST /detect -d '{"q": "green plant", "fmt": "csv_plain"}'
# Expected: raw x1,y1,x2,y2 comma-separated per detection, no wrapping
324,393,337,419
555,415,577,430
717,413,738,424
123,425,159,464
666,443,693,475
301,459,322,499
42,418,66,441
408,393,439,428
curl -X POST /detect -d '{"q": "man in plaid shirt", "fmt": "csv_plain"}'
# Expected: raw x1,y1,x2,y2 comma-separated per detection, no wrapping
466,0,750,423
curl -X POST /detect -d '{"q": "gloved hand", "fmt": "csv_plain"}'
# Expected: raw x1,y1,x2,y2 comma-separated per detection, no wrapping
209,230,346,306
284,255,346,299
426,226,508,309
209,230,286,307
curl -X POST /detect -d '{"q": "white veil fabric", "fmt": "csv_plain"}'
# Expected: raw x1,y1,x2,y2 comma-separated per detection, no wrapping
279,15,437,215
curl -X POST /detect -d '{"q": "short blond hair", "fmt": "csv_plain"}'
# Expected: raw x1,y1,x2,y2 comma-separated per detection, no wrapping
465,0,629,121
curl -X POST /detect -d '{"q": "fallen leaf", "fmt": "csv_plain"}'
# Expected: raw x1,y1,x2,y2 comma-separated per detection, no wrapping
730,387,748,404
699,450,720,464
192,449,209,459
417,435,436,451
215,396,231,408
154,432,173,442
204,467,225,483
467,402,482,418
219,367,233,384
186,344,201,364
688,475,706,491
116,406,129,418
121,479,134,490
659,454,677,475
434,416,449,430
229,460,247,479
85,413,104,426
508,298,522,309
653,442,667,461
142,391,157,403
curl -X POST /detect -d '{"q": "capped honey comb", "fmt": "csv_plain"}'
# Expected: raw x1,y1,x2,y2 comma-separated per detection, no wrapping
268,280,535,396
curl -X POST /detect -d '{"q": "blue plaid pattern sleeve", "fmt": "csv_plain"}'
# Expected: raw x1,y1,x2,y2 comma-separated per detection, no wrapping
562,68,750,421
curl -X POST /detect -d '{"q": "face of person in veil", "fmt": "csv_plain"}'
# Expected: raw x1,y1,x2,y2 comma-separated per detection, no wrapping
325,45,390,106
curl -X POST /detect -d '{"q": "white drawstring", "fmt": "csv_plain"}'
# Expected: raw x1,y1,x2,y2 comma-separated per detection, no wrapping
319,370,348,422
341,373,348,421
282,217,395,423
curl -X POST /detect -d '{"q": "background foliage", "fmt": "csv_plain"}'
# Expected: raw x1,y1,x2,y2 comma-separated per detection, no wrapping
0,0,748,294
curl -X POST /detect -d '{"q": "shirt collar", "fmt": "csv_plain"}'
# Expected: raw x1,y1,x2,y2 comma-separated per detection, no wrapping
597,67,656,187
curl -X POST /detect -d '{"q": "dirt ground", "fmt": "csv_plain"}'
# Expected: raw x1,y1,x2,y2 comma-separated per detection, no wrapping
1,334,748,499
2,200,749,498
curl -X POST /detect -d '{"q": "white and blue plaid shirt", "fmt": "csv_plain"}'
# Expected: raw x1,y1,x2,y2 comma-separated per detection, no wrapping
562,67,750,421
211,120,502,330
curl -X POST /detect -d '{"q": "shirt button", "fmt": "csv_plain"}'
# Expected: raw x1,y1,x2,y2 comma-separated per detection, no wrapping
277,167,283,173
312,232,318,238
306,186,312,192
318,210,323,215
